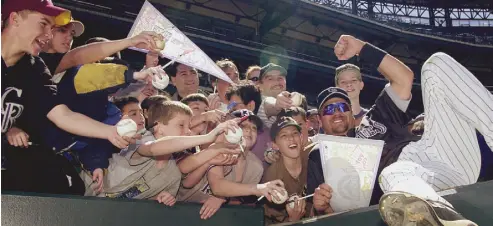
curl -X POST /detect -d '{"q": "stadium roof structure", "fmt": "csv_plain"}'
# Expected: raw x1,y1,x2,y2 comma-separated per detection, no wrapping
365,0,493,8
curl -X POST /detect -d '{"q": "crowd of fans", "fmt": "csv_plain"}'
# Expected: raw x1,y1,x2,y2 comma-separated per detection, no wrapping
2,1,492,225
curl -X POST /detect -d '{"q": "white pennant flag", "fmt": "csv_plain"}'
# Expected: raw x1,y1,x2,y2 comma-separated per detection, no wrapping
127,1,233,83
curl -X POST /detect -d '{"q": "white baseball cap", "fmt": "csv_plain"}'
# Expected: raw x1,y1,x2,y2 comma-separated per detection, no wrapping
62,18,85,37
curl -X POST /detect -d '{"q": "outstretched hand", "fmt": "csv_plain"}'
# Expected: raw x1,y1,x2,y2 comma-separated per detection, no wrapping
209,119,240,138
134,66,168,84
200,196,226,219
129,31,162,51
256,180,286,202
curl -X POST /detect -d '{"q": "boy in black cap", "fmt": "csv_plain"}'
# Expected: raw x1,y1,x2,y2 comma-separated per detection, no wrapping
277,107,311,148
263,116,312,224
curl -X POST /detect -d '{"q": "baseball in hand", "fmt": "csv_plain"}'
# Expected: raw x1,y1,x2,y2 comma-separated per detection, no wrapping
152,73,169,89
225,128,243,144
154,37,165,51
287,195,300,209
290,92,302,106
272,188,288,204
264,149,279,164
116,119,138,137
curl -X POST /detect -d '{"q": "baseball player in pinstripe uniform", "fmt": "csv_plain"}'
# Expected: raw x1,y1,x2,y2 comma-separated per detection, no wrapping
308,34,492,226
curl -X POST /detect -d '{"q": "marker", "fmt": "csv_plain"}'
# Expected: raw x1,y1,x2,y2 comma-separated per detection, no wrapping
285,194,314,204
161,49,194,69
257,196,265,202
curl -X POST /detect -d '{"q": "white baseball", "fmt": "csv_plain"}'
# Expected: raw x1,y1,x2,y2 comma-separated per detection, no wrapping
137,128,147,135
225,128,243,144
152,73,169,90
264,149,280,164
272,188,288,204
154,37,165,51
264,149,272,160
287,195,300,209
291,92,302,106
116,119,138,137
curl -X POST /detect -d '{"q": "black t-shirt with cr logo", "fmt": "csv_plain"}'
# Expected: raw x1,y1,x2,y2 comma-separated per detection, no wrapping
1,54,60,145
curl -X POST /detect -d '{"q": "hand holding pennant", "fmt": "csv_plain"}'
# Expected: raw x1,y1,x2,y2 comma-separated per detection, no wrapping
127,1,234,84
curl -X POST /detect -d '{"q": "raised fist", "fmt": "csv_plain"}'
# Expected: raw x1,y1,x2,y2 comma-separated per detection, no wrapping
334,35,365,60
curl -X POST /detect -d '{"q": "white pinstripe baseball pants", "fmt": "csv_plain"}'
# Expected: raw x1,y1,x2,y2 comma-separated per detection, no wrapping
379,52,493,205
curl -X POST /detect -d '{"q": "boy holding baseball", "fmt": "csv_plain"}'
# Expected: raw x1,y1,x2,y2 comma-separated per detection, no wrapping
81,101,238,205
262,116,313,224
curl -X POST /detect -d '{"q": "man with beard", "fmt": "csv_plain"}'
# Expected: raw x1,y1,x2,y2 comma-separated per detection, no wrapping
256,63,295,129
309,34,491,226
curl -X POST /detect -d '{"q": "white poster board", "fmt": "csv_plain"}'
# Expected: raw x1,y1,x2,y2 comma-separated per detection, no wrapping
318,135,384,212
127,1,233,84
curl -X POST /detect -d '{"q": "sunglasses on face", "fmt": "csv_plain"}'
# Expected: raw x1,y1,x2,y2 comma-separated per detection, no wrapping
322,102,351,116
249,77,259,82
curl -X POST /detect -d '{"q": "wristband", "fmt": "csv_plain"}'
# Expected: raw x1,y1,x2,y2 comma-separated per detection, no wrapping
358,43,387,67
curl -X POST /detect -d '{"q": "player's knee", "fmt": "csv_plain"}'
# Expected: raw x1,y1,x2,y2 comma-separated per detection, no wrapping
421,52,455,76
427,52,454,63
381,161,421,177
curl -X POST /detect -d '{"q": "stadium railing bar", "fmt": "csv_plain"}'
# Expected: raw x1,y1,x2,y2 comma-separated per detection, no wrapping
3,181,493,226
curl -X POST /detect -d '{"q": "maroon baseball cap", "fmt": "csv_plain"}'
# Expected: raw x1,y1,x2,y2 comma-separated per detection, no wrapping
2,0,71,26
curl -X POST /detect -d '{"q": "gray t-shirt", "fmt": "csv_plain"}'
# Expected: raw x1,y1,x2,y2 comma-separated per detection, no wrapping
82,132,181,199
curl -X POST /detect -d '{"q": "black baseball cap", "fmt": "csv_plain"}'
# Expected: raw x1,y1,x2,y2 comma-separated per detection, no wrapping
317,87,351,110
259,63,287,81
270,116,301,140
230,109,263,131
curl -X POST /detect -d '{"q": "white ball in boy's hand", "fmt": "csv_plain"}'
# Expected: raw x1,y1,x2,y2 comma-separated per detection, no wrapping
290,92,302,106
225,128,243,144
152,73,169,90
116,119,138,137
272,188,288,204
